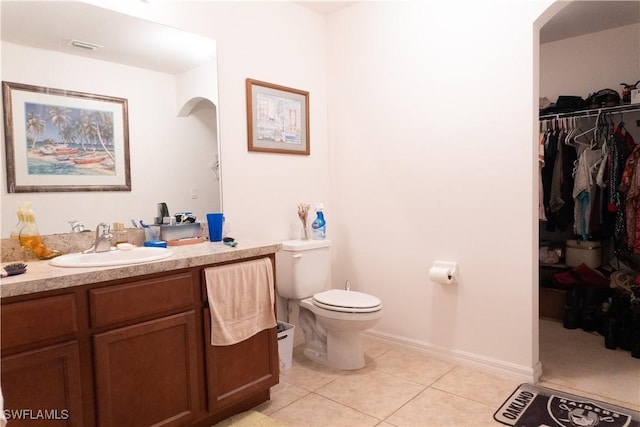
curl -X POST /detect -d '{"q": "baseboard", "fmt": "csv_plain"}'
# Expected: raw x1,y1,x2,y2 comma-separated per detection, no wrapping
363,330,542,383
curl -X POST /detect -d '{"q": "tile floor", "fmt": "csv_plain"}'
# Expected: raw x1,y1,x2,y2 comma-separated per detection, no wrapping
255,319,640,426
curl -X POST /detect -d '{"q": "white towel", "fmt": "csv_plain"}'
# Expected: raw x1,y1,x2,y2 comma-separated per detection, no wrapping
205,257,276,346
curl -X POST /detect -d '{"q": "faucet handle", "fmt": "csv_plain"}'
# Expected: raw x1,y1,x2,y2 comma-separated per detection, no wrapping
69,221,85,233
102,226,114,240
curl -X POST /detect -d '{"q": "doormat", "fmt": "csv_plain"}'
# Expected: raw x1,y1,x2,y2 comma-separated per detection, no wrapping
212,409,283,427
494,383,640,427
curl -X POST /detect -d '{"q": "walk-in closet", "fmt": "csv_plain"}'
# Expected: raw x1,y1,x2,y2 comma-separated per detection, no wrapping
538,1,640,407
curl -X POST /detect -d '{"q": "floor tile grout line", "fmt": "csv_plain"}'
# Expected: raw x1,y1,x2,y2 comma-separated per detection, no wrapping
367,366,443,389
429,383,505,409
305,361,477,424
308,390,385,424
275,344,471,423
373,383,430,425
264,388,312,420
277,361,438,424
314,376,430,422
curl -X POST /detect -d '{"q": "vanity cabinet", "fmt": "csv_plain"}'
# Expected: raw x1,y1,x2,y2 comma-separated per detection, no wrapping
203,309,279,412
0,253,279,427
1,294,84,426
2,343,83,427
90,272,200,427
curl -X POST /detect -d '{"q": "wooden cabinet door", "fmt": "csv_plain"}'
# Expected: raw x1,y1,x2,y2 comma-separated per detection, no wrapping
93,311,200,427
203,308,279,412
1,342,83,427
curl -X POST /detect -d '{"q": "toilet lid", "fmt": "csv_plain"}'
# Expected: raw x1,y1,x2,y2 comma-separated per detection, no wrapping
312,289,382,313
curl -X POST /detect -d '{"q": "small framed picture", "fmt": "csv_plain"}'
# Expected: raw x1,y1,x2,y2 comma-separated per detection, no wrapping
246,78,309,155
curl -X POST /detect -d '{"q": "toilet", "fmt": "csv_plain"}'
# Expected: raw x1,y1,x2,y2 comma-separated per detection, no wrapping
276,239,382,370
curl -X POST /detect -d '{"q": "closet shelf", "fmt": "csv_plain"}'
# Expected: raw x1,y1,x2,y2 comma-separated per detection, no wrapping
539,103,640,120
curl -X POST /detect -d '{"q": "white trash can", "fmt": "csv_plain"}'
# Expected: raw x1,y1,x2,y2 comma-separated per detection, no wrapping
277,321,295,370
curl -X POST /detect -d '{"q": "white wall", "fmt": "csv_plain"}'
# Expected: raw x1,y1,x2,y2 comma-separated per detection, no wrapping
540,23,640,143
90,0,331,242
326,0,551,378
541,23,640,102
0,41,220,235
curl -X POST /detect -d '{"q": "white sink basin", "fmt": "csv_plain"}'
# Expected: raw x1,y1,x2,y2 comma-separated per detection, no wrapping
50,247,173,268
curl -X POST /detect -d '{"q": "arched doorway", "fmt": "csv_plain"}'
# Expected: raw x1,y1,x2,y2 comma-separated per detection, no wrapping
533,1,640,406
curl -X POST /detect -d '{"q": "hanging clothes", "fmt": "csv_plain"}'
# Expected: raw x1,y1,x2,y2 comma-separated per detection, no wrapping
542,129,560,231
623,151,640,252
556,131,578,231
538,119,577,232
597,136,618,239
549,129,566,213
617,127,639,251
539,131,547,221
539,109,640,256
608,126,633,242
573,145,602,239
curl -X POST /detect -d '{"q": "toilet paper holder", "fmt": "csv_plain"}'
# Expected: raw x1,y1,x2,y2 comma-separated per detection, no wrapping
430,261,458,284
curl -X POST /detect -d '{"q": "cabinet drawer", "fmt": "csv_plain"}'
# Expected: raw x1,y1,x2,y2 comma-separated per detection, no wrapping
89,273,194,328
1,294,78,351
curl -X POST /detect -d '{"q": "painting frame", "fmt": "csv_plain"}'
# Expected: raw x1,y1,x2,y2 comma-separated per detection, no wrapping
2,81,131,193
246,78,310,155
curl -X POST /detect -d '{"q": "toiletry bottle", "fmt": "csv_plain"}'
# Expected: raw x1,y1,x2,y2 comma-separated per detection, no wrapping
311,203,326,240
10,202,26,242
113,222,129,245
19,202,62,260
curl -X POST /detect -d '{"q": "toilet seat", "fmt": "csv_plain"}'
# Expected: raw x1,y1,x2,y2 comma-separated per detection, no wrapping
312,289,382,313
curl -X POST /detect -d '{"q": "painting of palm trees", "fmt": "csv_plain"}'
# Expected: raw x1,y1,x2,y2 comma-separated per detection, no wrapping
3,81,130,192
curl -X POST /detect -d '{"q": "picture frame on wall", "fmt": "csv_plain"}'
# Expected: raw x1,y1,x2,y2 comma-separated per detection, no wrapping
2,81,131,193
246,78,310,155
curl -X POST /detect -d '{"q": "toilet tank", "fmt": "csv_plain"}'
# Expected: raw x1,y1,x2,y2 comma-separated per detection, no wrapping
276,239,331,300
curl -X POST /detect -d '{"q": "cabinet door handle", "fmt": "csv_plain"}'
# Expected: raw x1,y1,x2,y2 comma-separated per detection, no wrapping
292,254,302,259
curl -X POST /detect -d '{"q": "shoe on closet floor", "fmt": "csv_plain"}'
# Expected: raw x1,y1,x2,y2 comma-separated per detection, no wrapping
630,301,640,359
563,286,583,330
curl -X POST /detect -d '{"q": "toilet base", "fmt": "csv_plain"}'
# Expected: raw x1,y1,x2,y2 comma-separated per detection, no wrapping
327,330,366,370
302,330,365,370
299,302,380,370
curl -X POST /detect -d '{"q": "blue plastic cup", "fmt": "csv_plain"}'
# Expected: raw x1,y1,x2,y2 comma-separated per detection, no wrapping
144,225,161,241
206,213,224,242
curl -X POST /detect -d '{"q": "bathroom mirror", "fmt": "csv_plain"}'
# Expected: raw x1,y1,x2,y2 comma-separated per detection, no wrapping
0,1,221,236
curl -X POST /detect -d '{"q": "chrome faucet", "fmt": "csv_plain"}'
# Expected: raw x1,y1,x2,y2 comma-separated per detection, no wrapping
84,223,113,253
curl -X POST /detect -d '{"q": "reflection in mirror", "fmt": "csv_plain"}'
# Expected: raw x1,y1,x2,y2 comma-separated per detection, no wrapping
0,1,221,237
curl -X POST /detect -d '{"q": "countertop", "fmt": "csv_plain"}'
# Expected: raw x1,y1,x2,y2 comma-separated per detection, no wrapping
0,240,282,299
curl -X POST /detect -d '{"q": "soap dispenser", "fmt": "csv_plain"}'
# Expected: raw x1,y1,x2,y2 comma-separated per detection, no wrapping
19,202,62,260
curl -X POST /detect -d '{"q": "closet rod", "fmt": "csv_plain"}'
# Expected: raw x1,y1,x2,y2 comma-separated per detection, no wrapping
539,104,640,121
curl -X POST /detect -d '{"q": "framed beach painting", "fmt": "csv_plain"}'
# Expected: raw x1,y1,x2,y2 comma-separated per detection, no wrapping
246,79,310,155
2,81,131,192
